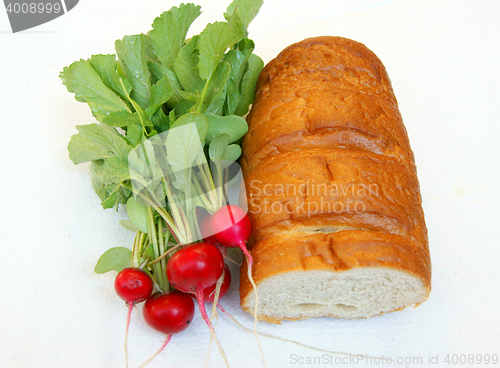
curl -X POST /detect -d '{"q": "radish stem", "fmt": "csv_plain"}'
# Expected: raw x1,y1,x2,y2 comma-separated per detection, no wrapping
192,173,213,211
131,231,140,268
149,243,183,264
120,183,181,244
157,219,169,292
162,177,187,242
146,206,163,291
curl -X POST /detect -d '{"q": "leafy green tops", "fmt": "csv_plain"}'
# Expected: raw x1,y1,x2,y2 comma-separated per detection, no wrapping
62,0,264,211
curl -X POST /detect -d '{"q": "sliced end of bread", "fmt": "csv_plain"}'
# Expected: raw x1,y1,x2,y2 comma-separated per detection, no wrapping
241,267,430,323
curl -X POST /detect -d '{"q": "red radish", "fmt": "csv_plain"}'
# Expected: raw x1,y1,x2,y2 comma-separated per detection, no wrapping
114,268,153,368
167,242,224,293
200,214,219,246
139,291,195,367
210,205,267,367
200,211,228,259
166,242,229,366
209,204,251,249
143,291,195,334
202,265,231,302
115,267,154,304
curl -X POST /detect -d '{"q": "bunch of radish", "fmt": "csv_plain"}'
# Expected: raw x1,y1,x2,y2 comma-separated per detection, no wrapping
112,204,262,367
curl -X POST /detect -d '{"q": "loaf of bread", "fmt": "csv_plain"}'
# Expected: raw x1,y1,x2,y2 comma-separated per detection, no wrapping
239,36,431,323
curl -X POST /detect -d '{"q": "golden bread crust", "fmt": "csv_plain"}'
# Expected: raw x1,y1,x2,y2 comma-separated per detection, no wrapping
239,36,430,322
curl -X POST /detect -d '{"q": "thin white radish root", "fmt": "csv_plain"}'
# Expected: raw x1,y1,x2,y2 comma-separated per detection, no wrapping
216,302,388,362
240,246,267,368
205,271,225,368
137,334,172,368
196,288,230,368
124,302,133,368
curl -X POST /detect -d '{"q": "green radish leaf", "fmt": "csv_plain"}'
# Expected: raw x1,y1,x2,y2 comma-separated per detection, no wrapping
143,33,159,67
126,97,153,130
225,0,263,34
209,133,230,162
173,35,204,93
224,78,241,116
171,98,197,117
224,48,250,84
205,112,248,144
168,109,176,126
150,108,171,133
89,54,133,102
202,61,231,114
116,187,130,206
90,160,108,202
127,196,149,233
60,59,130,122
209,133,242,169
148,60,164,84
125,123,143,146
198,22,234,80
115,34,151,109
179,90,199,102
169,112,209,141
101,156,131,185
157,66,197,115
226,6,245,43
119,220,138,232
150,3,202,70
128,140,165,205
237,37,256,54
145,76,174,118
94,247,132,274
235,53,264,116
68,133,112,164
75,124,132,163
144,243,155,260
222,46,253,114
101,190,119,209
89,157,131,209
103,111,142,128
220,144,242,164
160,66,182,101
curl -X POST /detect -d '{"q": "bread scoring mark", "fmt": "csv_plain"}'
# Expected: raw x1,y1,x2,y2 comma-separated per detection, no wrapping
297,234,343,270
243,128,410,174
251,211,410,246
243,81,414,172
245,150,424,244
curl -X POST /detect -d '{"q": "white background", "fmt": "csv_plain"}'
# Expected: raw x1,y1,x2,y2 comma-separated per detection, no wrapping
1,0,499,367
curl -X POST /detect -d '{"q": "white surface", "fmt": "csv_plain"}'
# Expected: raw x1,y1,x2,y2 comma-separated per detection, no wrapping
1,0,499,367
